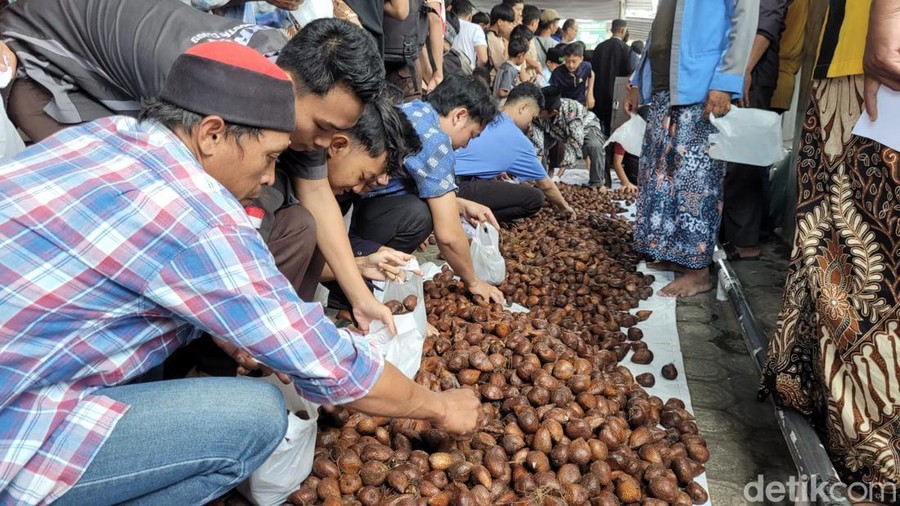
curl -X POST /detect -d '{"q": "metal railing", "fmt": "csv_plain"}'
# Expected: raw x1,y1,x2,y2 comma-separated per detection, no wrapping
713,246,850,506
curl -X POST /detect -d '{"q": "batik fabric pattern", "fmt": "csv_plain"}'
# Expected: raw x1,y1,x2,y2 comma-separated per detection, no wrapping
633,91,726,269
760,75,900,489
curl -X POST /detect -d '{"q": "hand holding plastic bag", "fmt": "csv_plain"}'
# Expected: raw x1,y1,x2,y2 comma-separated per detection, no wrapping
238,378,319,506
370,273,427,378
470,223,506,285
708,108,784,166
604,113,646,157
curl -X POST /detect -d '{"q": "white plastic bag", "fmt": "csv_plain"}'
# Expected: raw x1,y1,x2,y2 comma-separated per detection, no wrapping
604,113,646,157
709,108,784,166
0,74,25,160
238,378,319,506
470,223,506,285
371,273,427,378
289,0,333,28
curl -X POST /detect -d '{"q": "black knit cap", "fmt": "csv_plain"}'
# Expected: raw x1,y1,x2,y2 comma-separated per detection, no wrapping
161,41,295,133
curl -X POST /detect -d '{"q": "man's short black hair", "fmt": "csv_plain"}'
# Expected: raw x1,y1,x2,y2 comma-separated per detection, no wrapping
347,97,421,177
490,4,515,25
472,11,490,25
426,74,498,128
277,18,384,102
562,18,577,31
507,36,529,58
611,19,627,32
522,5,541,26
510,24,533,42
454,0,475,17
540,86,562,112
631,40,645,54
546,45,565,65
563,41,584,58
506,82,544,109
501,0,523,6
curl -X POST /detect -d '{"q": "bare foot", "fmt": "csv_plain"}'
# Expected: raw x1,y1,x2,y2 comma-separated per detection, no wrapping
735,245,761,258
646,261,687,273
658,268,712,297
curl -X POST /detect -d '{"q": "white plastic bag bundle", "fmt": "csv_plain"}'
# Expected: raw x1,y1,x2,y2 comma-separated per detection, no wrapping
470,223,506,285
238,378,319,506
370,273,427,378
289,0,333,27
604,114,646,157
709,108,784,166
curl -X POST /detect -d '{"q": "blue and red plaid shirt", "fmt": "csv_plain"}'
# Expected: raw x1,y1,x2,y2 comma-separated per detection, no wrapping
0,117,384,504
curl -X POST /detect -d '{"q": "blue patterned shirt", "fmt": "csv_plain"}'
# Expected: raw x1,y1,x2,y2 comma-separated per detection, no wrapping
366,101,459,199
184,0,294,29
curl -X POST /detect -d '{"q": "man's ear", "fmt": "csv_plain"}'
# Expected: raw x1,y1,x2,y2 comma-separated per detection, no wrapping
195,116,228,158
451,107,470,127
328,134,350,159
518,101,531,117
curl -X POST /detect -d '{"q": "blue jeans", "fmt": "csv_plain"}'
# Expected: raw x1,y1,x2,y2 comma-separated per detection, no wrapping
56,377,287,505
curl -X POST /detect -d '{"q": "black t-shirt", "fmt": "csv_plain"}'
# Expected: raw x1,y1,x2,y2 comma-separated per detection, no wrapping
590,37,633,128
0,0,287,123
278,147,328,181
344,0,385,55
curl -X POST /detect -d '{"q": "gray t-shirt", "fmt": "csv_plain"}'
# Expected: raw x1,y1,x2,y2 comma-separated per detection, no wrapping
493,61,519,103
534,35,557,69
0,0,287,124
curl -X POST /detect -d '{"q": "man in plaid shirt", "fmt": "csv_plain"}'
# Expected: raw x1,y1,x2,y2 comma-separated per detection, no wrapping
0,42,479,505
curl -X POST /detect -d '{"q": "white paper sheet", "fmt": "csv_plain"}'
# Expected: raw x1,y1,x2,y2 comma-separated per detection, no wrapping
852,86,900,152
621,263,711,505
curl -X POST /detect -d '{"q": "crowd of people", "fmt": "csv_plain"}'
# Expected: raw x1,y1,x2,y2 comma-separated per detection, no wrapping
0,0,897,503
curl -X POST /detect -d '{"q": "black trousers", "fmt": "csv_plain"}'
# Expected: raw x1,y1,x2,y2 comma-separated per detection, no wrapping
351,194,434,254
457,179,545,223
721,85,776,248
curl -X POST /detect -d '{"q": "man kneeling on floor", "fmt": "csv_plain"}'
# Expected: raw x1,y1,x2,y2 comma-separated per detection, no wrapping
350,74,506,303
533,86,607,186
0,42,479,505
455,82,577,222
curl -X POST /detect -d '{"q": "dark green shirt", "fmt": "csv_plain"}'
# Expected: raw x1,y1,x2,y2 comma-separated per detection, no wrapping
648,0,677,92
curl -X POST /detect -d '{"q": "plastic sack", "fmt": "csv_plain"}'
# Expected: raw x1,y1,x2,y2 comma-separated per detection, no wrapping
709,108,784,166
470,223,506,285
0,71,25,160
289,0,333,28
238,377,319,506
604,113,646,157
371,273,427,378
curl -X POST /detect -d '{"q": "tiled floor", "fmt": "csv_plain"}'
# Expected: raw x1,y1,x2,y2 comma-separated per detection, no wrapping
678,240,798,506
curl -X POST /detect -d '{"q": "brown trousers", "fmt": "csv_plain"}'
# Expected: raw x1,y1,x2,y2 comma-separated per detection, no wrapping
385,59,422,102
6,78,69,142
266,204,325,302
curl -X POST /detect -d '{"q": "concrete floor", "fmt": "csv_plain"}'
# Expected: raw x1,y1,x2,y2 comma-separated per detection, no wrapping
678,240,797,506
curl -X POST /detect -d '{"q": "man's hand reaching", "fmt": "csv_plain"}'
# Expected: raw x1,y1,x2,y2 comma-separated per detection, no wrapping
457,197,501,230
357,247,420,283
466,278,505,305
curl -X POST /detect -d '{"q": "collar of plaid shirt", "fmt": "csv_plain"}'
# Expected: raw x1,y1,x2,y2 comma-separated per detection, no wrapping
0,116,383,503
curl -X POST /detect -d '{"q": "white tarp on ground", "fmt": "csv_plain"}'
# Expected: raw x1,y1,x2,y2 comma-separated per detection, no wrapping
557,167,712,504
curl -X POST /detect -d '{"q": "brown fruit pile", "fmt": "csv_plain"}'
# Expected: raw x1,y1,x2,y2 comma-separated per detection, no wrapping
289,185,709,505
